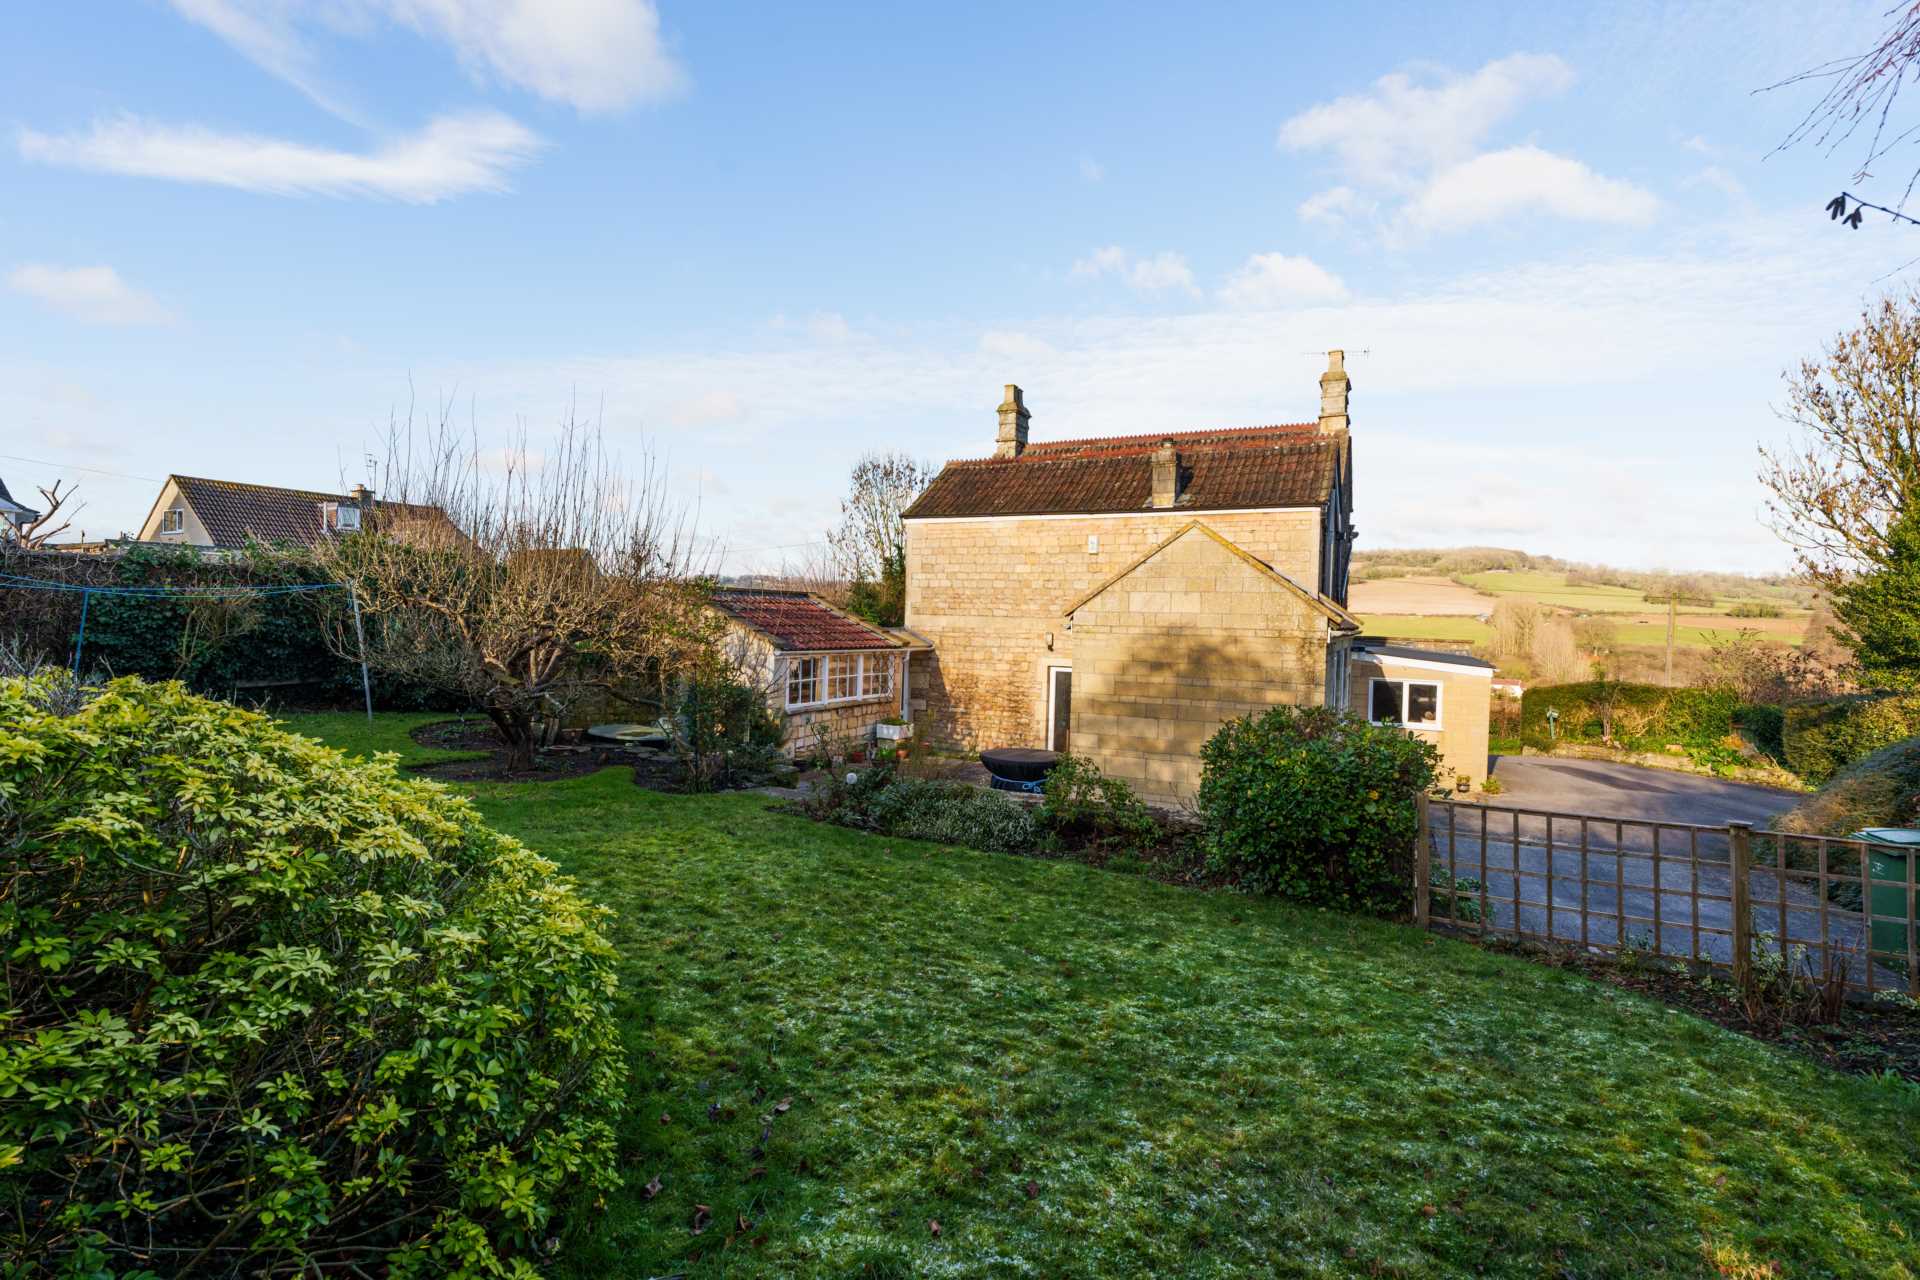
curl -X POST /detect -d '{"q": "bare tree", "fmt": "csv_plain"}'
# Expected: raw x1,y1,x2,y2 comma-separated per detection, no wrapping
827,451,933,583
311,407,717,770
2,480,83,548
1760,292,1920,585
1773,3,1920,217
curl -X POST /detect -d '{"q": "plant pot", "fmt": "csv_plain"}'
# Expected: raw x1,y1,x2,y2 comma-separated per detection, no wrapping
875,722,913,741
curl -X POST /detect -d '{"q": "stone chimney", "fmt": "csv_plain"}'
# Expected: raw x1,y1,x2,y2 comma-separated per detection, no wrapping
349,484,375,522
1318,349,1351,434
1150,440,1179,508
995,384,1030,458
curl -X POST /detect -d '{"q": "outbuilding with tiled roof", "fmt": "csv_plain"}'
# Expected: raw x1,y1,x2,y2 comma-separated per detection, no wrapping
708,587,918,759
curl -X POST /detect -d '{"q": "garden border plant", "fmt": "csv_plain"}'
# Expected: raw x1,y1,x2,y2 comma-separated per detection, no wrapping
0,675,627,1277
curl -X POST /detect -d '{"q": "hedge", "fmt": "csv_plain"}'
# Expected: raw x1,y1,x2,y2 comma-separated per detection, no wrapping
1782,691,1920,785
0,676,627,1275
1,543,450,709
1519,681,1739,753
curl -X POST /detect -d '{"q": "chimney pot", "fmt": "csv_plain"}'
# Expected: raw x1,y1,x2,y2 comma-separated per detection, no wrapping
995,384,1031,458
1150,439,1179,508
1318,348,1351,435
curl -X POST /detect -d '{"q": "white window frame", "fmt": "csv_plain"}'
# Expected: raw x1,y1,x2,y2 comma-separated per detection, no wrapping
785,652,896,711
159,508,185,534
1045,664,1072,751
1367,677,1442,730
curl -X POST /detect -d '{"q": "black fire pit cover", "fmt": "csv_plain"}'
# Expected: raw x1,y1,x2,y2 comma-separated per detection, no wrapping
979,747,1061,783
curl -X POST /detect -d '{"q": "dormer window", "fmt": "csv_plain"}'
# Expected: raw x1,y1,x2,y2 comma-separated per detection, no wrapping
321,501,361,533
160,508,184,534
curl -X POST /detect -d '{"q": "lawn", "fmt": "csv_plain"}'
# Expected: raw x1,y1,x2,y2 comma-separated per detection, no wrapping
284,713,1920,1279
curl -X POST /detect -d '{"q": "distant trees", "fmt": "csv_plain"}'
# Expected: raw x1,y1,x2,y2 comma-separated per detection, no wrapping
311,415,716,770
827,451,933,627
1761,292,1920,587
1487,600,1586,683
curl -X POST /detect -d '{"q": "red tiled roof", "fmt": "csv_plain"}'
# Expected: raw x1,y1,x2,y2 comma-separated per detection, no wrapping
171,475,449,549
901,425,1338,520
710,588,903,652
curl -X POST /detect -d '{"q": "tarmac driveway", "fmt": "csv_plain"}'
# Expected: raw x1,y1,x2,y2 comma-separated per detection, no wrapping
1432,758,1903,988
1480,755,1801,828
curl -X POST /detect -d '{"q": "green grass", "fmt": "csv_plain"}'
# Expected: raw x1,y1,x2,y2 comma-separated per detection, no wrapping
1460,569,1657,612
282,713,1920,1279
1610,620,1799,648
1355,614,1492,643
279,708,490,766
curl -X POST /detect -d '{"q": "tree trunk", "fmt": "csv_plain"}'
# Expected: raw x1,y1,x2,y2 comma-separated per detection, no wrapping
486,706,538,772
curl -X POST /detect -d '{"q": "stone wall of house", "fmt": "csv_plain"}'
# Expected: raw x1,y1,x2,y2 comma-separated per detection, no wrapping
903,509,1324,754
784,695,899,760
1349,654,1492,792
1066,525,1338,800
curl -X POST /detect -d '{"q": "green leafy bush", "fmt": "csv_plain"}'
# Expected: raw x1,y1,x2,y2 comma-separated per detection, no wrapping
0,676,626,1277
1197,705,1439,914
1783,692,1920,784
808,763,1039,853
1520,681,1739,752
1035,755,1159,853
1734,702,1787,761
670,670,786,791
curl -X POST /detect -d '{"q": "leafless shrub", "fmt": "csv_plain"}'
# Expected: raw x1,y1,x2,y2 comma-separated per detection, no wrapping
309,403,719,770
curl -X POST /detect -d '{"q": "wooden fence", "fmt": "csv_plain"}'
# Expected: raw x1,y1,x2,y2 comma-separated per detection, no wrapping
1414,795,1919,998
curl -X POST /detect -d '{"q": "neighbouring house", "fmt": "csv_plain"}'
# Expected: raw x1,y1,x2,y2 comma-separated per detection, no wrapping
1491,676,1525,701
134,475,446,550
0,477,40,536
709,587,926,758
902,351,1490,799
1350,641,1493,791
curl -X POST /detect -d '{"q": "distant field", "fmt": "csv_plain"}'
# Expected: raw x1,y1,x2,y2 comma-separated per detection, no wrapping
1347,575,1491,616
1461,570,1674,613
1355,614,1493,643
1609,621,1797,647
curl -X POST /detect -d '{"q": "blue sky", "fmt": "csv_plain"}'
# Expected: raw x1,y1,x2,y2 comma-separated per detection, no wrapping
1,1,1912,572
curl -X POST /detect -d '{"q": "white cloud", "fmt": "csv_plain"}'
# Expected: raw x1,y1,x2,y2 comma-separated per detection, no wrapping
1218,253,1349,308
805,311,853,343
1402,146,1660,233
6,264,177,326
1279,52,1574,188
1079,155,1104,182
17,111,544,202
1298,185,1378,228
1685,164,1748,201
1071,246,1197,294
1282,53,1654,239
167,0,364,122
168,0,685,116
668,389,745,427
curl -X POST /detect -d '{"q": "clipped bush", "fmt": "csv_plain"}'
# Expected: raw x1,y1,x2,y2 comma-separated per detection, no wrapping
1783,691,1920,784
0,676,625,1277
1197,705,1439,914
1035,755,1159,853
1520,681,1739,752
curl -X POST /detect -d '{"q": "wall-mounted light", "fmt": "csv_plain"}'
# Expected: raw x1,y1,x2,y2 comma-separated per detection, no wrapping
1045,631,1054,650
1086,534,1099,553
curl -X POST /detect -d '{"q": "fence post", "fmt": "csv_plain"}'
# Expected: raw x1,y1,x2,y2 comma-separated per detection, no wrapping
1728,822,1753,990
1413,792,1432,928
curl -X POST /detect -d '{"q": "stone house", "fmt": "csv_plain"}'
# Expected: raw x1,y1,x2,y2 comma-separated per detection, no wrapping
1350,642,1492,792
709,588,921,758
902,351,1487,800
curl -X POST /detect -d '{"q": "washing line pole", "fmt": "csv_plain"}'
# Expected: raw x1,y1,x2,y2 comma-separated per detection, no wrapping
71,588,90,678
347,585,373,724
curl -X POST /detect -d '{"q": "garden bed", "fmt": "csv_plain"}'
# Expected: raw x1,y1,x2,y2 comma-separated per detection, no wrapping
407,719,782,791
1492,940,1920,1081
